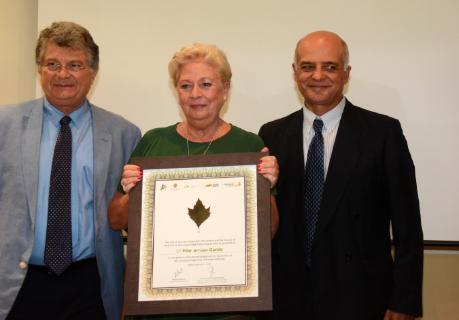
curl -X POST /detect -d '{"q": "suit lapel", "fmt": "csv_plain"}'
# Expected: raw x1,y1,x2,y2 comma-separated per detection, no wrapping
92,105,112,227
284,110,306,240
314,101,364,239
285,110,305,180
21,99,44,223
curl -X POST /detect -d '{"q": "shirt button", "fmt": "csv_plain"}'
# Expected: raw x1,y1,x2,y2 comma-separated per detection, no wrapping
19,261,28,269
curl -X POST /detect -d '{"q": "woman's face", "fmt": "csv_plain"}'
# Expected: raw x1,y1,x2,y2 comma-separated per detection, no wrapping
176,61,228,129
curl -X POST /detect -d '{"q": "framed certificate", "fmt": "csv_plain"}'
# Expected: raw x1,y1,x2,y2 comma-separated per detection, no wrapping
124,152,272,316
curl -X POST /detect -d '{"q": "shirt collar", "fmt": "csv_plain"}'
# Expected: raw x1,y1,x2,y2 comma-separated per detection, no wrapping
302,97,346,131
43,98,91,129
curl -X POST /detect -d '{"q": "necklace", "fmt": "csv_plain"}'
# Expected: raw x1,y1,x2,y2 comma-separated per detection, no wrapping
185,121,220,156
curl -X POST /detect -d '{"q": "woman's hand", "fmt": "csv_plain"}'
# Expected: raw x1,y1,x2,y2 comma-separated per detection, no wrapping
121,164,142,193
258,147,279,188
108,164,141,231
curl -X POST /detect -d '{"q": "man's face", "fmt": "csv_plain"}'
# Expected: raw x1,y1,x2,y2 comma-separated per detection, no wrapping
39,42,95,113
293,33,350,114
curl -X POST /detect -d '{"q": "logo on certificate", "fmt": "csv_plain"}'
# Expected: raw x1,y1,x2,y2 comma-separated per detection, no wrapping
188,198,211,228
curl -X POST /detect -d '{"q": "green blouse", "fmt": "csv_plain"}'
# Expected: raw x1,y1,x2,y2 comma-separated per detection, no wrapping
131,123,264,157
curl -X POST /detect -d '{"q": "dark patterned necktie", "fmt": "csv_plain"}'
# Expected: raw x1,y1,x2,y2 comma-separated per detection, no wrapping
44,116,73,275
304,118,324,267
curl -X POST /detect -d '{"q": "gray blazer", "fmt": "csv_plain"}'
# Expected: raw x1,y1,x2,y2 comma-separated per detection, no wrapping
0,98,141,320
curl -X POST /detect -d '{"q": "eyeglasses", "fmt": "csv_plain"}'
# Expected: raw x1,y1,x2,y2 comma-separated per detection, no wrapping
42,61,88,72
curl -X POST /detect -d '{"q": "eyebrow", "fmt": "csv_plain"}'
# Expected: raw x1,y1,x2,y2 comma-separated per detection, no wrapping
44,58,85,63
299,61,339,65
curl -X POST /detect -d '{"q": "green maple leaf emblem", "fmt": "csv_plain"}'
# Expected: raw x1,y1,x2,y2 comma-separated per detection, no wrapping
188,198,211,228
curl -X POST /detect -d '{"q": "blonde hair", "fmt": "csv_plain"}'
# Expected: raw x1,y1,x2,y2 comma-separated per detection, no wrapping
168,43,232,87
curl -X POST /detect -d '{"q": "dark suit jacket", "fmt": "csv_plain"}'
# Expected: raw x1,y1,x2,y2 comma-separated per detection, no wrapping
259,100,423,319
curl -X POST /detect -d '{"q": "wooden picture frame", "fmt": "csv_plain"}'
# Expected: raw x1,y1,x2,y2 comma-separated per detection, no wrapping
124,152,272,316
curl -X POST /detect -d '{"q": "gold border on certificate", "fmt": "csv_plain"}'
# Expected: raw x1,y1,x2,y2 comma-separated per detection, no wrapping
138,165,258,301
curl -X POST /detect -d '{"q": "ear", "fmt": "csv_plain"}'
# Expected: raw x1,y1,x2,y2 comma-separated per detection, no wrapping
90,69,98,82
223,81,230,96
344,65,351,83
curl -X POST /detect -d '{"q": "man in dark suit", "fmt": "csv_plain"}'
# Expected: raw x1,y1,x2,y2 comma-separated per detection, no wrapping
259,31,423,319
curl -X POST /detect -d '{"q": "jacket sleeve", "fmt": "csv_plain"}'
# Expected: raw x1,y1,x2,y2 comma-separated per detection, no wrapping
384,120,423,317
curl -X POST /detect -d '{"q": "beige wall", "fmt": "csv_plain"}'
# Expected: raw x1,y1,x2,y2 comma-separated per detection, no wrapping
423,252,459,319
35,0,459,242
0,0,37,104
1,1,458,318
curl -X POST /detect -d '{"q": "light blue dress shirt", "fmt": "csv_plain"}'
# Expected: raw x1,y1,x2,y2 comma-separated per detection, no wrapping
29,98,95,265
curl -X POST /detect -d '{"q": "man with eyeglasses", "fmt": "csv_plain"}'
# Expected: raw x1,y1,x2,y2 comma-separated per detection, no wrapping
259,31,423,319
0,21,141,319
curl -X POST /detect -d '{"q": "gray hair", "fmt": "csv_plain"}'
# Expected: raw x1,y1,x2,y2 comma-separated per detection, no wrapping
36,21,99,72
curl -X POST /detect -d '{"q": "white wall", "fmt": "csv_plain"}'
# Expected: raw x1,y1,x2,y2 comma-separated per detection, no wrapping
0,0,37,104
36,0,459,242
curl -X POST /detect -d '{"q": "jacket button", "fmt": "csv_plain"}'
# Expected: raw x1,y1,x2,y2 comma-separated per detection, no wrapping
19,261,28,269
345,253,352,263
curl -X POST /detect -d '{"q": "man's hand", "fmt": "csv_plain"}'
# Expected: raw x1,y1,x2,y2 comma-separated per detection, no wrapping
384,310,416,320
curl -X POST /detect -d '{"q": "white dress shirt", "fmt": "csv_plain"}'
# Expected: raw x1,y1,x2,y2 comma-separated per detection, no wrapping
302,97,346,177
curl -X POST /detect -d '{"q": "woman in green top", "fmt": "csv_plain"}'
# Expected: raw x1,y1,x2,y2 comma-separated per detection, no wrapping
108,43,279,319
